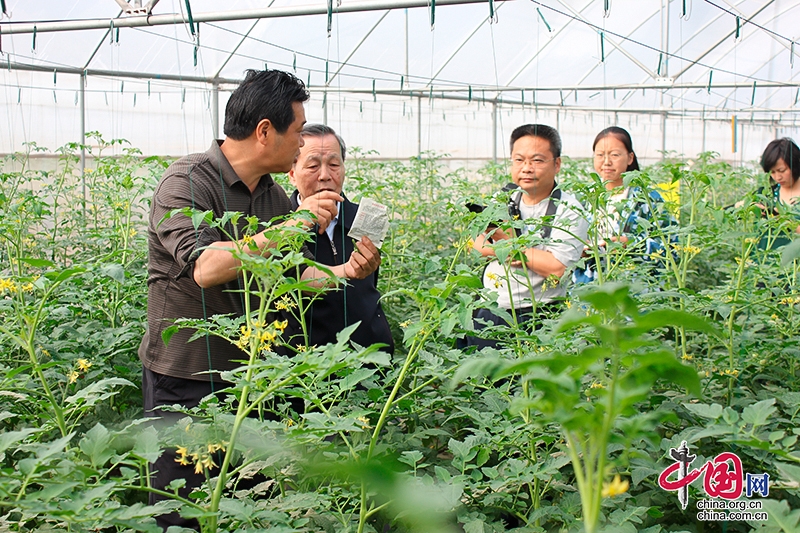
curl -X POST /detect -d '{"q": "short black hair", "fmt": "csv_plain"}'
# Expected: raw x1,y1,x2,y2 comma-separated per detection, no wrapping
509,124,561,159
593,126,640,172
223,69,310,140
761,138,800,181
300,123,347,161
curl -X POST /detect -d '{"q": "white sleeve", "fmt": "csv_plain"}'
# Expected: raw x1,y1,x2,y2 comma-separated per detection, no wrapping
544,198,589,269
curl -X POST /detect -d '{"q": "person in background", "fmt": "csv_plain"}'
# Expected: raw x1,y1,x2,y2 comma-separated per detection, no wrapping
467,124,588,349
285,124,394,353
736,138,800,249
574,126,674,284
138,70,380,531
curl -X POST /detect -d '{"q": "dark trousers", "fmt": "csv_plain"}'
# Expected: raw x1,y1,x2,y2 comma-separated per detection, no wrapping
460,302,563,351
142,367,303,531
143,367,217,531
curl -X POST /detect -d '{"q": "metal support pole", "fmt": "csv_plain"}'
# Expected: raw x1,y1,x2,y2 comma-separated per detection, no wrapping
492,101,498,163
661,0,670,78
404,8,409,89
211,81,220,139
79,72,87,215
323,89,328,125
0,0,498,35
702,115,706,153
662,112,667,160
417,95,422,157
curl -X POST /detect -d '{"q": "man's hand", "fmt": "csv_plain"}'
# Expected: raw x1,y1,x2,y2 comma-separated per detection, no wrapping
296,190,343,233
343,236,380,279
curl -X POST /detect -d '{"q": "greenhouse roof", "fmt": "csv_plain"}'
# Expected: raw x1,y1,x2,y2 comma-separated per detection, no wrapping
1,0,799,160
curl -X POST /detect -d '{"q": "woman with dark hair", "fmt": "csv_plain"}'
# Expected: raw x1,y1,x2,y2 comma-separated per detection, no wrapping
574,126,673,283
759,137,800,206
736,138,800,248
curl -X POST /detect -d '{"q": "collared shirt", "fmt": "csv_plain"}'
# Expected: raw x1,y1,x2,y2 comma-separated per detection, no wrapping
138,140,312,381
483,189,588,308
296,194,341,241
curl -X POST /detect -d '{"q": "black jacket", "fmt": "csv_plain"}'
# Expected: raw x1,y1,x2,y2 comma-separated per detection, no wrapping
287,190,394,353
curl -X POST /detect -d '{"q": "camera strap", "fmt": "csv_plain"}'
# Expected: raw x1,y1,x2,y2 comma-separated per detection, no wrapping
509,181,562,240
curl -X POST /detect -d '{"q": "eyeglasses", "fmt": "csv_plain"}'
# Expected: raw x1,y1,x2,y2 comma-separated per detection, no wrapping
594,152,627,162
512,157,556,168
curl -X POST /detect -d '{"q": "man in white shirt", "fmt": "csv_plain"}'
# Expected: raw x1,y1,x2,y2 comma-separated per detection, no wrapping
469,124,588,348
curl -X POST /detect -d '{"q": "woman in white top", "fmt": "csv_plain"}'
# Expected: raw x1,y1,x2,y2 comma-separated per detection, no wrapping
575,127,671,283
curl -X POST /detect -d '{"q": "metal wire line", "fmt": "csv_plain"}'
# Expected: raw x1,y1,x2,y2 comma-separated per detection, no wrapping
528,0,794,87
701,0,799,47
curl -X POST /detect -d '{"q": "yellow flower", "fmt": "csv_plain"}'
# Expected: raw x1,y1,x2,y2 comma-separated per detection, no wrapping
602,474,629,498
467,238,475,248
565,300,572,309
721,368,739,377
20,283,34,293
272,319,288,332
76,359,92,372
399,320,410,328
68,371,79,384
589,381,605,389
194,462,204,475
175,446,191,466
200,454,217,471
241,234,254,246
486,272,500,282
356,416,372,429
681,354,693,362
0,279,16,293
275,295,296,310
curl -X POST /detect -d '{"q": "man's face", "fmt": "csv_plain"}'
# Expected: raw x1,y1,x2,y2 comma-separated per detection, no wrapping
289,134,345,198
269,101,307,173
510,135,561,198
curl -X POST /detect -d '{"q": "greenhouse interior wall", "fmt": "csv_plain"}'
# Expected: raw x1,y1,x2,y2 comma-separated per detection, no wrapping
3,72,799,174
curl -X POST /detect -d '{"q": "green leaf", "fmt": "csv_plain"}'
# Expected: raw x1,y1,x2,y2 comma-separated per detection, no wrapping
191,209,213,229
79,424,114,467
683,402,724,420
132,426,162,463
780,239,800,267
19,257,55,268
161,324,179,346
776,462,800,484
0,428,40,454
749,499,800,532
399,450,424,468
463,518,485,533
26,482,79,502
634,309,720,337
434,465,451,484
100,263,125,283
742,398,777,429
339,368,376,391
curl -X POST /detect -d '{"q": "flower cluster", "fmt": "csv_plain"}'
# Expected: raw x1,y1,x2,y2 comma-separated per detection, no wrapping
275,295,297,311
485,271,502,289
234,318,288,353
68,358,92,384
175,442,227,475
672,243,702,256
0,278,35,294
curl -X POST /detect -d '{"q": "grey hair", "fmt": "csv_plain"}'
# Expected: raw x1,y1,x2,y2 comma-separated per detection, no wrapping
300,123,347,161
